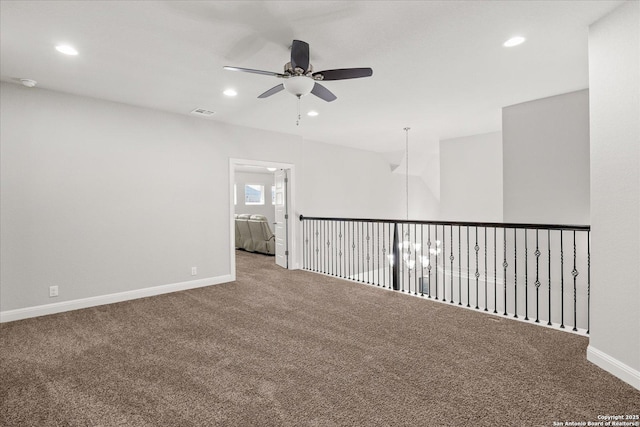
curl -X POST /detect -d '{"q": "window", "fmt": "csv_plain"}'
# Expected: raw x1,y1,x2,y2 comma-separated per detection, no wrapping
271,185,276,205
245,184,264,205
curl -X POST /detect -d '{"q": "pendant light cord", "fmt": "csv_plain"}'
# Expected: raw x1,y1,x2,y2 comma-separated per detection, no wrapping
404,127,410,221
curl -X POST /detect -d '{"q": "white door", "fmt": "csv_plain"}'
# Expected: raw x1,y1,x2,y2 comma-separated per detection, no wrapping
274,169,288,268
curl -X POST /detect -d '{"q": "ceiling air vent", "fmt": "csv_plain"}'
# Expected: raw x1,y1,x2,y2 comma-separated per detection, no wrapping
190,108,215,118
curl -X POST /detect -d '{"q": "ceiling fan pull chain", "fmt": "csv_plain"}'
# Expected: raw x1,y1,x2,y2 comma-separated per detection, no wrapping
296,95,301,126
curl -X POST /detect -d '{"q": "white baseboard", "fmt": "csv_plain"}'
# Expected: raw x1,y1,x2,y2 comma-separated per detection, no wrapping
0,275,233,323
587,345,640,390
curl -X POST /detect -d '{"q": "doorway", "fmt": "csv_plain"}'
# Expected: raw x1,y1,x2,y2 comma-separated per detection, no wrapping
229,158,296,279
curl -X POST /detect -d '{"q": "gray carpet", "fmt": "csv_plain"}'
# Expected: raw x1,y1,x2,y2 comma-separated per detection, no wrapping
1,250,638,426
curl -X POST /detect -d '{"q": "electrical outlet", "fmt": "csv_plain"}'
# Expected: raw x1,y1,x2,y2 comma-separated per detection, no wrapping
49,285,59,297
191,267,197,276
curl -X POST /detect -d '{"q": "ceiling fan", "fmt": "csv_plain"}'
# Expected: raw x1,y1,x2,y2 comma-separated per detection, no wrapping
224,40,373,102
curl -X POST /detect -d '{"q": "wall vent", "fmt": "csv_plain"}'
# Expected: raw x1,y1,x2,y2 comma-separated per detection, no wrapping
190,108,215,118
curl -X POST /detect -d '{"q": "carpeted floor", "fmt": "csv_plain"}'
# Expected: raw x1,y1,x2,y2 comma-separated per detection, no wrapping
1,250,638,426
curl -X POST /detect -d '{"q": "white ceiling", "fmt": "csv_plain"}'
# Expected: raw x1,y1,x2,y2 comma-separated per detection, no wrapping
0,0,621,154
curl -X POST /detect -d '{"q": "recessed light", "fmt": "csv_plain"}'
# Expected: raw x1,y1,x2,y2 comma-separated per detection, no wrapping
20,79,37,88
307,110,319,117
55,44,78,55
223,89,237,97
503,36,526,47
267,167,277,172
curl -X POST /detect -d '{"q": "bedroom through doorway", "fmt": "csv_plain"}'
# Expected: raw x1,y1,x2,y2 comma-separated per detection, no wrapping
229,159,296,277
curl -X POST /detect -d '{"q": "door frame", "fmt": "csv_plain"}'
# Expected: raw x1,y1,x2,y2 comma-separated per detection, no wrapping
229,158,297,280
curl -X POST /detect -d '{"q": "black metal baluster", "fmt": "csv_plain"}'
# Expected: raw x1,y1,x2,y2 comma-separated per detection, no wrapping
320,220,324,273
351,222,356,280
547,229,552,326
494,228,497,314
408,224,412,293
389,222,393,289
572,230,578,332
328,220,330,274
339,222,344,278
560,231,564,328
309,220,312,271
524,231,529,321
358,221,365,283
331,221,335,276
458,226,462,305
399,224,403,292
354,222,358,281
503,228,508,316
308,219,312,271
398,223,409,292
327,221,331,275
475,227,480,309
313,221,320,272
390,223,395,289
450,226,454,303
322,220,326,274
360,221,363,281
348,221,351,279
319,220,323,273
308,220,312,271
335,221,339,277
513,229,518,318
360,222,364,283
434,225,438,300
345,221,349,279
321,220,324,273
341,221,344,277
382,223,387,288
377,223,381,286
376,222,380,287
327,221,335,276
413,224,422,295
366,223,371,284
467,226,470,308
317,220,321,273
302,220,306,270
535,230,540,323
442,225,446,301
420,224,425,297
484,227,488,311
354,221,358,281
392,223,400,291
427,225,432,298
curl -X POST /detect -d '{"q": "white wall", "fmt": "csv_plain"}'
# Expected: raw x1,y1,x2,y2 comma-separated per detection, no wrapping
587,0,640,389
0,82,439,317
299,139,440,221
503,90,590,225
234,171,276,226
440,132,503,222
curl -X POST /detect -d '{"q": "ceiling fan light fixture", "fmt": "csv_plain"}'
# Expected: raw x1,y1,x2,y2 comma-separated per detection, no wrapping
283,76,315,97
